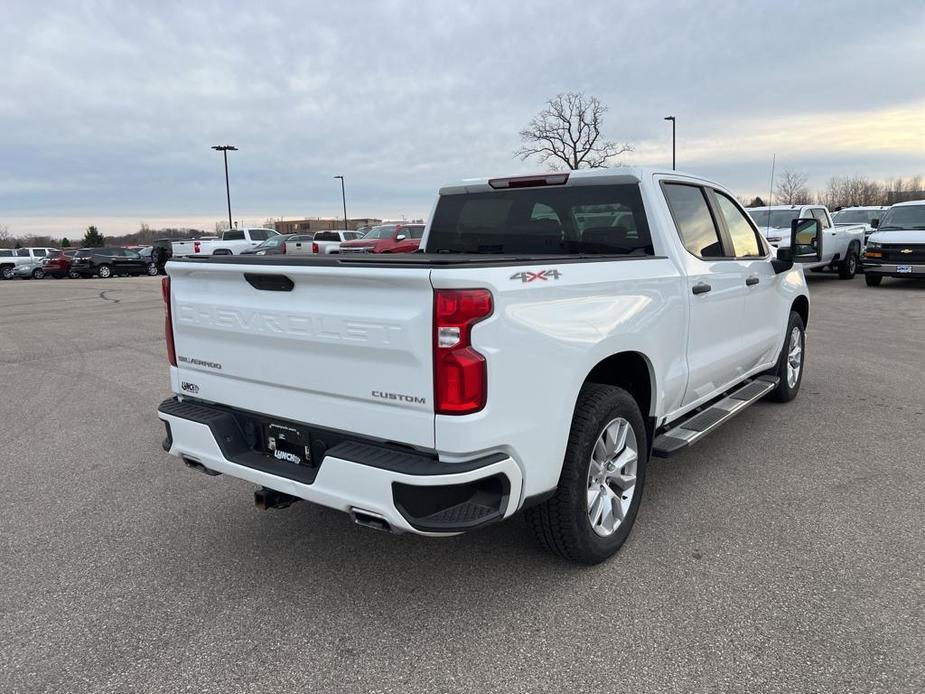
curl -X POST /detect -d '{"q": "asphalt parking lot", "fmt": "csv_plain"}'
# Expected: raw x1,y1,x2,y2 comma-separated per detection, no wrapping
1,273,922,693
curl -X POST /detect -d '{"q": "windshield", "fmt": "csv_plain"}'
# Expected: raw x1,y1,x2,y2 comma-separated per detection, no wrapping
877,205,925,231
833,210,876,224
362,226,397,240
426,183,653,255
747,209,800,229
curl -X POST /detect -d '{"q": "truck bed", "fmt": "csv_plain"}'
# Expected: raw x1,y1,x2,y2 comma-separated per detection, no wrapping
169,252,660,269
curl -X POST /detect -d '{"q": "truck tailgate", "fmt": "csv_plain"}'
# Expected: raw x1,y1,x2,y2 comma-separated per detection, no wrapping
168,261,435,449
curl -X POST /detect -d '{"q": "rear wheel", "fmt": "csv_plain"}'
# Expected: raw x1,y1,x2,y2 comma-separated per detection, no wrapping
32,268,45,279
146,263,158,276
525,383,647,565
0,266,14,280
68,271,80,279
838,247,859,279
97,264,112,278
865,273,883,287
766,311,805,402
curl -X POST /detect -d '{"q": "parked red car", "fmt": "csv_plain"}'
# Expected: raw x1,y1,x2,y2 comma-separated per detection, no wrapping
337,223,425,254
42,249,79,279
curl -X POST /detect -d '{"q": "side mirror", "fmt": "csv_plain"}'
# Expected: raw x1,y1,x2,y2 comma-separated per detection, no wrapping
791,218,823,262
870,218,879,229
395,234,407,242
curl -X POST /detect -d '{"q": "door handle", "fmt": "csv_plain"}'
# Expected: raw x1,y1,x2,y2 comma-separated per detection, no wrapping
746,276,760,286
692,282,712,295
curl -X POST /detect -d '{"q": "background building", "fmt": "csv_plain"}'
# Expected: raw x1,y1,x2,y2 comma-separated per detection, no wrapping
272,217,382,234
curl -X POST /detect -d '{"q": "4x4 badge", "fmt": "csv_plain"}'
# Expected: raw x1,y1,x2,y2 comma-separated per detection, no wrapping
510,269,562,283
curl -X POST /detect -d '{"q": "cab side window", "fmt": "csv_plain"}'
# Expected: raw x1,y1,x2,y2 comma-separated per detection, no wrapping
714,192,764,257
663,183,726,258
810,208,831,229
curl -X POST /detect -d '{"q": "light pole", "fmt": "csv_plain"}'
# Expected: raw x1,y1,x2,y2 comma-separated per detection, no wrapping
212,145,237,229
334,175,348,230
663,116,676,170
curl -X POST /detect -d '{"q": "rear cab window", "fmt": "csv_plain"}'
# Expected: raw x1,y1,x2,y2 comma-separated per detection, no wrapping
425,184,654,255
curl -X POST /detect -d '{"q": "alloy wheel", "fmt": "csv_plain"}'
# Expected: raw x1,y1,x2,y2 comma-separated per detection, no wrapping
586,417,639,537
786,326,803,388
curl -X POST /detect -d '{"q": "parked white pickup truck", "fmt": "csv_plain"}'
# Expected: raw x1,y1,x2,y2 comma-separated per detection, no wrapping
0,247,58,280
170,228,278,257
285,230,365,256
748,204,864,278
832,206,886,245
158,168,820,564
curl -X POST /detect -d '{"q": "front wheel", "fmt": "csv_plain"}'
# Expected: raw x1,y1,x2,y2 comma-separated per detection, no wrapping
525,383,647,565
97,264,112,278
838,247,859,279
865,273,883,287
766,311,805,402
146,263,158,276
32,268,46,279
0,266,14,280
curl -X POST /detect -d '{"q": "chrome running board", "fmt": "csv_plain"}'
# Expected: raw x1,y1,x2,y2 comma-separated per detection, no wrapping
652,376,779,458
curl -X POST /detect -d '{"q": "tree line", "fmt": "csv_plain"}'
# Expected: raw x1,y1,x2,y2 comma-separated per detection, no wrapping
0,223,206,249
745,169,923,209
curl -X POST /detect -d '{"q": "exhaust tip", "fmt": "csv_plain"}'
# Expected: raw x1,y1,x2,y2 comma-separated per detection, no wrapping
350,508,393,533
182,457,221,476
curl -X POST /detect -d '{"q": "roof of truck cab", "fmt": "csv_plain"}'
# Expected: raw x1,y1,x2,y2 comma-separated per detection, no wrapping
439,167,722,195
747,205,812,212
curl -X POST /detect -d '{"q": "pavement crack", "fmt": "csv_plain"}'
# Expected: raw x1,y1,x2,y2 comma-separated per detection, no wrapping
99,291,120,303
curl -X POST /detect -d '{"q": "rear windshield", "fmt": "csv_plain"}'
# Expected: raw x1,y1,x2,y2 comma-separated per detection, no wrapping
426,184,653,255
314,232,340,242
832,209,877,224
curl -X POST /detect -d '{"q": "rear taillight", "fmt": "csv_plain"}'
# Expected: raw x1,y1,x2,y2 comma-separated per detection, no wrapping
162,276,177,367
312,242,319,254
433,289,492,415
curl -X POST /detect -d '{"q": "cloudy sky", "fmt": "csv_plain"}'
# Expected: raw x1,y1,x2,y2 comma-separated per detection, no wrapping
2,0,923,237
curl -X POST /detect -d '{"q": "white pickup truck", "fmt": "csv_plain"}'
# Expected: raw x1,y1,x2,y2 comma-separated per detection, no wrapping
170,228,278,257
157,168,820,565
285,230,365,256
748,204,864,279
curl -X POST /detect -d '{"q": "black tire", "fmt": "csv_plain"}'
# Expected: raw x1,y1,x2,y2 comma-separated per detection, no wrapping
32,268,45,279
68,271,80,279
0,265,14,280
865,273,882,287
97,264,112,278
525,383,648,565
838,246,859,279
766,311,805,403
146,263,158,276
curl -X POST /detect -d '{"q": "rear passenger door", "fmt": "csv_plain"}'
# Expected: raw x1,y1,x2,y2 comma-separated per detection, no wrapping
662,182,750,406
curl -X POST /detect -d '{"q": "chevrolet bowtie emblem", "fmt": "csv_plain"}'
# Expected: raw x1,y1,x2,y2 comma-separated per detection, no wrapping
900,248,913,254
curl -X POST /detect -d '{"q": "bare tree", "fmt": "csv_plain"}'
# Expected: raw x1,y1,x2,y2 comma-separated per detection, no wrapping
0,223,10,248
775,169,812,205
515,92,632,170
